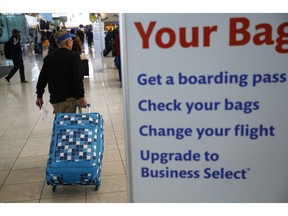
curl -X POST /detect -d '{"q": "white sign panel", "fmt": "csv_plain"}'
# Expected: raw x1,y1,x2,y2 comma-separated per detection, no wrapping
121,14,288,202
93,22,105,54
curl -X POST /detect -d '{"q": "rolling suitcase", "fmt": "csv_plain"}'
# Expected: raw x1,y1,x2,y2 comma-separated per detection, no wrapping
45,105,104,191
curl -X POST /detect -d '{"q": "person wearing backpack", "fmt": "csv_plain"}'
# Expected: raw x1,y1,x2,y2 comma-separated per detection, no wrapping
4,29,28,84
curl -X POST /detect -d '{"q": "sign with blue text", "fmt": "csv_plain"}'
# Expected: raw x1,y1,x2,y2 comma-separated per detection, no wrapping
121,14,288,202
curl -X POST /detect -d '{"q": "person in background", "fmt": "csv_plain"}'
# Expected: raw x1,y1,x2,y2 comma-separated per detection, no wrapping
48,29,58,54
36,29,87,114
113,27,121,84
4,29,28,84
34,31,42,55
71,29,82,55
86,29,93,48
76,29,84,46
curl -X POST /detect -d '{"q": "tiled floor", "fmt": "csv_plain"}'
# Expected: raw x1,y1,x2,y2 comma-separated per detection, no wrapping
0,43,127,203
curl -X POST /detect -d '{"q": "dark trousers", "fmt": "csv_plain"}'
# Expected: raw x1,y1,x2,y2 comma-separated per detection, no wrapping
88,39,93,48
115,56,121,82
118,57,121,82
6,57,25,82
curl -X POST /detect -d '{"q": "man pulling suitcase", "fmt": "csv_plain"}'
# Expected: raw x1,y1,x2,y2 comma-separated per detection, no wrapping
35,29,87,113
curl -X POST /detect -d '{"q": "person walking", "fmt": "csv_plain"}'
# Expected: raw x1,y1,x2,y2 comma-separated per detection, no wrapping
48,29,58,55
113,27,121,83
86,29,93,48
5,29,28,84
71,29,82,55
35,29,88,114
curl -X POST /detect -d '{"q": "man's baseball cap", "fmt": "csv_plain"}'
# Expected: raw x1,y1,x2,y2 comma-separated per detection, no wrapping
55,29,75,42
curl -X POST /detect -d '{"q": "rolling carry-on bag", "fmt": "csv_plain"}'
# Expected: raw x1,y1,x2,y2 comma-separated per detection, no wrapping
45,105,104,191
82,59,89,76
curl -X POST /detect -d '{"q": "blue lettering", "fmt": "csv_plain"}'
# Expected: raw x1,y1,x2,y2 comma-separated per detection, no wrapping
203,167,248,179
138,99,182,111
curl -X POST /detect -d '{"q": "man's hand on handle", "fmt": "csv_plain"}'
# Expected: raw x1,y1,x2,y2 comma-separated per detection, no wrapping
36,98,44,110
78,97,88,108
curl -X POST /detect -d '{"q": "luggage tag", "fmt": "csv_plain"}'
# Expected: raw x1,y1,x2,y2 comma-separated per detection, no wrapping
41,106,49,121
37,99,49,121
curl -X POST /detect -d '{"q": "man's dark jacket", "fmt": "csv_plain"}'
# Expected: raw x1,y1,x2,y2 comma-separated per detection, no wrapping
36,48,85,104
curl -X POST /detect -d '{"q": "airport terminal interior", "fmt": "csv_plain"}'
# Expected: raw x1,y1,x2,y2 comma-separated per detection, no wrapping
0,13,127,203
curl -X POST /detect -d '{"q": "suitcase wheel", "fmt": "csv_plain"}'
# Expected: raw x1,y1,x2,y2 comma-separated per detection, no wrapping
95,182,100,191
52,186,57,192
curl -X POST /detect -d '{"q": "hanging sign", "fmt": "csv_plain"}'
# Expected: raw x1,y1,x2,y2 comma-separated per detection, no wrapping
89,13,97,23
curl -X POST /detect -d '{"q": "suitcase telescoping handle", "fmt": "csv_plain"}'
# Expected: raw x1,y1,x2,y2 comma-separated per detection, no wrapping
76,103,91,113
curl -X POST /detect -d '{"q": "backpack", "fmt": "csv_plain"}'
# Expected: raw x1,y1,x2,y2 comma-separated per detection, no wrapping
4,41,12,59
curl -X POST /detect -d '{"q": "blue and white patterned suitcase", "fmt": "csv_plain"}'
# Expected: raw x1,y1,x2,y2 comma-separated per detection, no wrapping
46,111,104,191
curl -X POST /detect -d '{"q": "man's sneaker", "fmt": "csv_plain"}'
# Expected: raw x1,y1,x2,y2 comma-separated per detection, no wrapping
21,80,29,83
4,77,11,85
